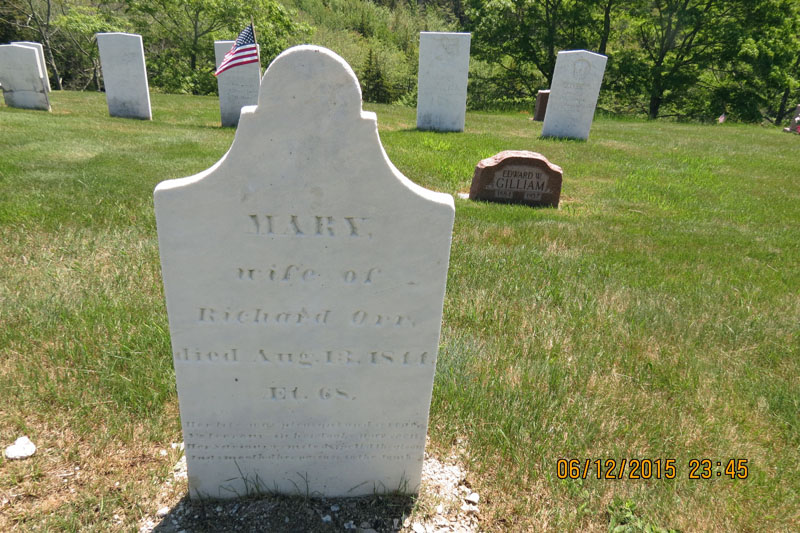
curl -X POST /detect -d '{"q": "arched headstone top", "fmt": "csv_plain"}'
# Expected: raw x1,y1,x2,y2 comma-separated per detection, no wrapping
257,45,363,122
159,45,451,210
541,49,607,140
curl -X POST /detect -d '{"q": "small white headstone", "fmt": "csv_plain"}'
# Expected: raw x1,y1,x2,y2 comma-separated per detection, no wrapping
542,50,607,140
154,45,455,499
214,40,261,128
0,44,50,111
96,33,152,120
416,32,471,132
11,41,50,92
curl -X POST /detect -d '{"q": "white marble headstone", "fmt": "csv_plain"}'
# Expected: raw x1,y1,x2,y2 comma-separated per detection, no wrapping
96,33,152,120
416,32,471,132
154,45,455,499
0,44,50,111
542,50,607,140
214,40,261,128
11,42,50,92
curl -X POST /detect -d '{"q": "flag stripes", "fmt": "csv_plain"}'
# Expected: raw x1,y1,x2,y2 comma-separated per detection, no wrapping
214,25,259,77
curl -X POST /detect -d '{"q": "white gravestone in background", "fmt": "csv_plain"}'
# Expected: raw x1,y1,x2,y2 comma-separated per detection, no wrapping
214,40,261,128
542,50,607,140
0,44,50,111
154,45,455,499
96,33,152,120
11,42,50,92
416,32,471,132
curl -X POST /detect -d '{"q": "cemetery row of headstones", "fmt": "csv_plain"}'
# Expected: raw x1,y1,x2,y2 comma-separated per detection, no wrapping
2,32,608,139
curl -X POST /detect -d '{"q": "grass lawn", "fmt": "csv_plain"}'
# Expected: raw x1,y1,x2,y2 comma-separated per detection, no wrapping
1,91,798,532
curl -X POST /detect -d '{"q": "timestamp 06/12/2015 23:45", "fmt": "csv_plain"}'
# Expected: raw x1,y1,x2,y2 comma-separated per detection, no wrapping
556,458,749,480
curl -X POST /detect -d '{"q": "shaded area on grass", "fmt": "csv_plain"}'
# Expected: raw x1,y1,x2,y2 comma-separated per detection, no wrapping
149,494,415,533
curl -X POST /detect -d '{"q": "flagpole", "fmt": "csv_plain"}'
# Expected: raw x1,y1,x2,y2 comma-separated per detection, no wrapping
250,18,261,66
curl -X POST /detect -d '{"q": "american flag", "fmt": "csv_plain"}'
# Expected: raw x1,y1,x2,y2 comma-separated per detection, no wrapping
214,25,259,76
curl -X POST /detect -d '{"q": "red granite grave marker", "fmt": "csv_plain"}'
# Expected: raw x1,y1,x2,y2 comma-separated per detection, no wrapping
468,150,563,208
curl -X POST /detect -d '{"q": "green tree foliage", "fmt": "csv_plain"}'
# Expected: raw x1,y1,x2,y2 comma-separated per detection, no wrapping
282,0,454,104
1,0,65,89
627,0,753,118
125,0,304,94
711,0,800,123
361,47,393,102
608,0,800,120
465,0,595,90
464,0,800,122
2,0,799,123
53,7,128,90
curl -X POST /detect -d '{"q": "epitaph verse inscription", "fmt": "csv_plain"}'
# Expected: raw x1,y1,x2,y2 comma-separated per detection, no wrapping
468,150,563,208
154,46,455,499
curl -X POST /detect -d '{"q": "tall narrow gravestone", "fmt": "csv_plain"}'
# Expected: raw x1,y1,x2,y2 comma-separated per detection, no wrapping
154,46,455,499
215,40,261,127
96,33,152,120
542,50,607,140
0,44,50,111
417,32,471,132
11,42,50,93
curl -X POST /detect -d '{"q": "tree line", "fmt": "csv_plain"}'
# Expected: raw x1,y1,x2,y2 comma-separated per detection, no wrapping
2,0,799,123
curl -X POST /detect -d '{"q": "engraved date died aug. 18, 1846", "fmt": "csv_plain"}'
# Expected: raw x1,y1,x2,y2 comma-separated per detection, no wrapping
173,347,433,367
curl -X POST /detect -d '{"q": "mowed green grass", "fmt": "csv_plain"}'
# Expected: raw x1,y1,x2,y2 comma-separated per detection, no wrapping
1,92,798,532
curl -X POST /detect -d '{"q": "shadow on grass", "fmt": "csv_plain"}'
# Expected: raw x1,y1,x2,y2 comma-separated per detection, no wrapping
537,134,587,143
152,493,415,533
394,127,468,134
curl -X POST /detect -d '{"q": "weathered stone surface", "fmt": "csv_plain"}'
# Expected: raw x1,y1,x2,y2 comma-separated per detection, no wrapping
468,150,563,208
215,40,261,128
533,89,549,121
416,32,471,132
11,41,50,92
154,45,455,499
96,33,152,120
0,44,50,111
542,50,607,140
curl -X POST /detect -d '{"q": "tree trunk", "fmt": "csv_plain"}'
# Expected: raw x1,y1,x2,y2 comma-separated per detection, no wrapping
42,37,62,90
93,58,101,91
648,74,663,119
598,0,613,56
648,94,662,119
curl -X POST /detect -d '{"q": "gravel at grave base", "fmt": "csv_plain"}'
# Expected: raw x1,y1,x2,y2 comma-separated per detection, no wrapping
138,449,479,533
